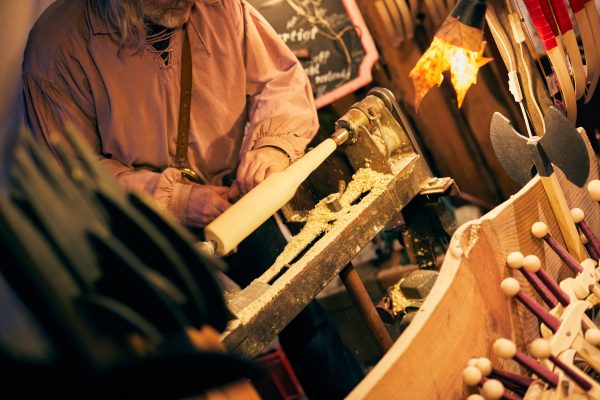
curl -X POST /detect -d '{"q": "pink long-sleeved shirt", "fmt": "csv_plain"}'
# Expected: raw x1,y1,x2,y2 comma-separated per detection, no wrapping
23,0,318,225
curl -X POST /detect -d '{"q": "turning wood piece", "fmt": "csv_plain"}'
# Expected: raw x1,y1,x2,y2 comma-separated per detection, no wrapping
509,252,559,308
493,338,559,387
529,338,593,391
571,208,600,259
522,255,569,307
531,222,583,274
205,138,338,255
501,278,561,333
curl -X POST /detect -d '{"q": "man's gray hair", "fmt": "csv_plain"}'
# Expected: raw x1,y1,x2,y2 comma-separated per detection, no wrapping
90,0,147,52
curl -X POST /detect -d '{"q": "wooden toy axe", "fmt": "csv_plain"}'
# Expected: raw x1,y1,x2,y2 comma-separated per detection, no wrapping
490,106,589,261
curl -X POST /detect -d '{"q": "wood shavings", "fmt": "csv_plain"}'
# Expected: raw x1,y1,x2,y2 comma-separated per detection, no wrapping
388,283,422,314
275,168,393,265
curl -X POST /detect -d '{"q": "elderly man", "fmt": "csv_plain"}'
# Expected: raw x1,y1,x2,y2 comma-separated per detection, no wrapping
23,0,363,397
23,0,318,226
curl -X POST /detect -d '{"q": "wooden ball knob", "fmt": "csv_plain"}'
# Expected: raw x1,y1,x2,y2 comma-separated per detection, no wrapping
467,358,479,367
467,395,485,400
529,338,551,358
463,366,483,386
588,180,600,201
585,328,600,346
475,357,492,376
501,278,520,296
482,379,504,400
531,222,548,238
522,254,541,273
506,251,524,269
570,208,585,223
493,338,516,358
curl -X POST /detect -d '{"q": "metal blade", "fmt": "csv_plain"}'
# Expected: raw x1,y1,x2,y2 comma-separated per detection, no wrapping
539,107,589,187
490,112,534,187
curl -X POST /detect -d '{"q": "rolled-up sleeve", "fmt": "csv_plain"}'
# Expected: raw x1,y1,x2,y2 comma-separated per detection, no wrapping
241,0,319,161
22,69,194,225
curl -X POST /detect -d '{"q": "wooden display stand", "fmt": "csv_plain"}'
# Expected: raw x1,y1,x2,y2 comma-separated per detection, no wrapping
348,129,599,399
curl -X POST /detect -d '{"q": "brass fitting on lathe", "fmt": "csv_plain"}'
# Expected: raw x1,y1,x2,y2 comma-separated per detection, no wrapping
330,128,351,146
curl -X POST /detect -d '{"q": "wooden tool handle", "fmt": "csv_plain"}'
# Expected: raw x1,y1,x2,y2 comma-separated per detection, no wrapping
204,139,338,255
523,0,558,50
549,0,573,34
569,0,585,12
538,0,561,36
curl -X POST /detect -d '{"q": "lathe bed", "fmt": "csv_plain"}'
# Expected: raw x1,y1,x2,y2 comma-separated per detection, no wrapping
221,153,436,357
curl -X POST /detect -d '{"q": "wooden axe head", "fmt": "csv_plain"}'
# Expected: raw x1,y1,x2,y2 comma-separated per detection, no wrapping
490,107,589,188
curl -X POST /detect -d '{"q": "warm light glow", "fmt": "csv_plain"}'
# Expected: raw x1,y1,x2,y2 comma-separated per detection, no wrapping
409,37,491,110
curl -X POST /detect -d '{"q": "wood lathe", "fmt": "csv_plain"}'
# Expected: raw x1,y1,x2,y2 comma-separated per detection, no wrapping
210,87,456,358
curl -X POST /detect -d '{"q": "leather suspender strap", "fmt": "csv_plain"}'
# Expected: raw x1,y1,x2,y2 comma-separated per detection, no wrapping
175,25,200,182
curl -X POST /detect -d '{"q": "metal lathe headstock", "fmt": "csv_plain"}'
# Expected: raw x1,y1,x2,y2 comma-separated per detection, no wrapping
222,88,457,357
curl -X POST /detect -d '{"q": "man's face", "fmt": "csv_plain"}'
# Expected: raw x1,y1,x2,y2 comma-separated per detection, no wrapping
142,0,194,28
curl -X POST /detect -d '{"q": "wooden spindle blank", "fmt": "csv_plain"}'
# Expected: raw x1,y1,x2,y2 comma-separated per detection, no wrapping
529,338,592,391
522,255,570,307
531,222,583,274
493,338,559,388
501,278,561,332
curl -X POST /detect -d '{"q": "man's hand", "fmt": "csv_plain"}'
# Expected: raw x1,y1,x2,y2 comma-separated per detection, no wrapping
229,147,289,199
187,185,231,228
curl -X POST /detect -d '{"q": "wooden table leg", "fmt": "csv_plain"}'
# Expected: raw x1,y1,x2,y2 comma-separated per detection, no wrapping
339,263,394,354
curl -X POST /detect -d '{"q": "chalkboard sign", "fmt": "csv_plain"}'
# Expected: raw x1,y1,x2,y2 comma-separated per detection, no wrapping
248,0,378,108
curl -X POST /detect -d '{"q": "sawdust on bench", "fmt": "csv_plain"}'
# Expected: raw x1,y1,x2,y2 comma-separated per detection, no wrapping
275,168,393,265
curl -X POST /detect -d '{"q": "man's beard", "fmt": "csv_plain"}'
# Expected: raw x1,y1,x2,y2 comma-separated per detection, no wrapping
143,1,194,28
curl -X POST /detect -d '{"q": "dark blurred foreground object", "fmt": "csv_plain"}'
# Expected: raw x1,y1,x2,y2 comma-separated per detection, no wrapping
0,127,261,399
